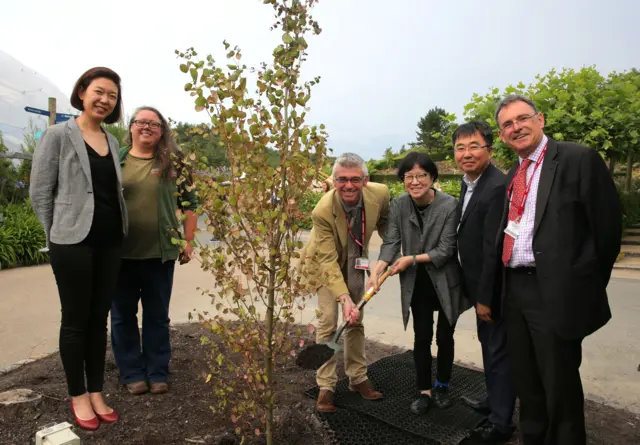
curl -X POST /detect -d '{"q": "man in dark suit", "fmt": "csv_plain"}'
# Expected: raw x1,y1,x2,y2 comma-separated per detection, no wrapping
495,95,622,445
454,121,516,443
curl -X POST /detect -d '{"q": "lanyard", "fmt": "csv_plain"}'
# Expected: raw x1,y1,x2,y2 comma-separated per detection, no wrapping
345,206,365,251
507,142,548,219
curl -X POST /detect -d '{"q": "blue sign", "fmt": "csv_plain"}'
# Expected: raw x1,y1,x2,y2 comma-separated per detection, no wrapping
55,113,74,123
25,106,76,124
24,106,50,116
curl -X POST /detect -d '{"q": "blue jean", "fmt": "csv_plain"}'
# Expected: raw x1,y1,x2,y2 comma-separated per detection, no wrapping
111,259,175,384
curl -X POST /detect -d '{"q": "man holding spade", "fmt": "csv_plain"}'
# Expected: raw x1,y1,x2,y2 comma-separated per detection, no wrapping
300,153,390,413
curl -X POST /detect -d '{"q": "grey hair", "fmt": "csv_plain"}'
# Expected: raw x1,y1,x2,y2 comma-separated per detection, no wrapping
332,152,369,178
494,94,539,126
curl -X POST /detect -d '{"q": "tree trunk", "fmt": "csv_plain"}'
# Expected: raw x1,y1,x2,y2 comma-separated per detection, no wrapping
626,149,634,192
608,155,616,175
265,268,275,445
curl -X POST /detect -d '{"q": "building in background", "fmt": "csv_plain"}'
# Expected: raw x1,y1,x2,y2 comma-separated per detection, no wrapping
0,49,73,152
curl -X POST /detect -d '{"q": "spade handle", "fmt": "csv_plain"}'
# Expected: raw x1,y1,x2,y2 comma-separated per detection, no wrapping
332,269,392,343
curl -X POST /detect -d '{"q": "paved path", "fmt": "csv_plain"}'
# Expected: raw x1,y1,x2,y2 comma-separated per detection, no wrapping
1,232,639,415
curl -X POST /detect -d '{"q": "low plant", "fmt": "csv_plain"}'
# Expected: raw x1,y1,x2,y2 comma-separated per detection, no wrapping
0,202,48,270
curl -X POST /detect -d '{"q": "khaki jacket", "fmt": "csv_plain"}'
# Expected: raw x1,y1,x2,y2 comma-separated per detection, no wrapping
301,182,390,300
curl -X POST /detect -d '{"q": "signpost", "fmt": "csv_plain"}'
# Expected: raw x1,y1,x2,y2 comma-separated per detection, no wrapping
24,99,76,125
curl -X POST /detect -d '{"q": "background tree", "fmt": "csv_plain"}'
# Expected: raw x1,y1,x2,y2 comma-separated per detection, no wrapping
177,1,327,443
463,66,640,188
416,106,447,149
105,121,128,147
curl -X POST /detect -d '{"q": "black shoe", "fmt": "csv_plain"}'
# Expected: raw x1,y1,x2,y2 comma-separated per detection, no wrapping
410,393,432,415
432,385,452,409
469,422,514,443
461,395,491,415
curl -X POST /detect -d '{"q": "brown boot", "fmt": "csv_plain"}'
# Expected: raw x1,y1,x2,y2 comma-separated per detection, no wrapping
150,382,169,394
349,379,383,400
125,381,148,395
315,389,336,413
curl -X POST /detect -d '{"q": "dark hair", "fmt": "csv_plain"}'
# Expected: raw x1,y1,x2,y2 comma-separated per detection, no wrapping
397,152,438,182
452,120,494,147
494,94,538,127
70,67,123,124
125,106,183,178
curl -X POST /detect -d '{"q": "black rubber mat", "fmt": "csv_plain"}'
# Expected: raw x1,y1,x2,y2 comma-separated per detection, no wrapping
306,351,488,445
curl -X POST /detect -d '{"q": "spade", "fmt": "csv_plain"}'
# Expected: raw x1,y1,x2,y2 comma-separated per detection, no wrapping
296,269,392,370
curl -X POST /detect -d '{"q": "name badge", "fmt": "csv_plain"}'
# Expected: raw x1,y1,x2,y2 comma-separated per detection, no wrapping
151,168,161,176
355,257,370,270
504,220,521,240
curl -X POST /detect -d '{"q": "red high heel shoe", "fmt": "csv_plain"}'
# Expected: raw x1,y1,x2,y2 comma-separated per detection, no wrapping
70,401,99,431
95,408,119,423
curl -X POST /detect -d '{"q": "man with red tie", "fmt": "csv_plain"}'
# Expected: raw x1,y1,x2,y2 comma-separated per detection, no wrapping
495,95,622,445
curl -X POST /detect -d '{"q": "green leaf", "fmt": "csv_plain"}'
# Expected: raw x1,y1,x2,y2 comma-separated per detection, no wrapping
180,64,188,73
282,33,293,44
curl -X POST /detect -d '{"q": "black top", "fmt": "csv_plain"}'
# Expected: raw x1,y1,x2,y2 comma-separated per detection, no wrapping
409,191,437,301
80,140,123,248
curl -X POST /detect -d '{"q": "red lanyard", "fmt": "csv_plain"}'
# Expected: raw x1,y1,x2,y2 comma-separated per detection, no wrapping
345,206,366,250
507,142,548,219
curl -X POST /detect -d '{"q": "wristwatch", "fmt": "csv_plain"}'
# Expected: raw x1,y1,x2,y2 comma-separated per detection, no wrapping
412,254,417,266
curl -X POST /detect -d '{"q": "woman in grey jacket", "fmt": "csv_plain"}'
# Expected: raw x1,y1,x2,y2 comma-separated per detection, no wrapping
30,67,127,430
367,152,470,415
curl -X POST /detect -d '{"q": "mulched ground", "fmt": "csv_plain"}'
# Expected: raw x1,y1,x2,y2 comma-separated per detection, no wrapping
0,322,638,445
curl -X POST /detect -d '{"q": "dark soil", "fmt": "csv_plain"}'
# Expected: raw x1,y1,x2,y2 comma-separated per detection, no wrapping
0,323,638,445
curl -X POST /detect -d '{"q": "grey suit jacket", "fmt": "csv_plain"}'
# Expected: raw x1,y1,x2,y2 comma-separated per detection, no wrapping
379,191,470,329
29,118,128,245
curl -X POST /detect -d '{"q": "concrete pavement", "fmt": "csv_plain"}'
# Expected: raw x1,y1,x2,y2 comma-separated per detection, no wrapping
0,231,639,415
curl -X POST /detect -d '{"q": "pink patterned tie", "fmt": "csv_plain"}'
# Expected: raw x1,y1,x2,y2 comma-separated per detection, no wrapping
502,159,532,266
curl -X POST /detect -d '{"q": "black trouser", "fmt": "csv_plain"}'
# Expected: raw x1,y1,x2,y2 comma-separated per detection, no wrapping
477,316,516,432
49,242,122,397
411,272,456,391
505,268,586,445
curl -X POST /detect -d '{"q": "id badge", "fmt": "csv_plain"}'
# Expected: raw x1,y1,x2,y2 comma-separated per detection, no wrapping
504,220,521,240
355,257,370,270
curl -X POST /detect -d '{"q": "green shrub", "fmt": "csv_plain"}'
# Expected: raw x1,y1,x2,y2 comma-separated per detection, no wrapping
437,179,461,200
389,182,405,200
619,190,640,230
297,191,324,230
0,201,48,269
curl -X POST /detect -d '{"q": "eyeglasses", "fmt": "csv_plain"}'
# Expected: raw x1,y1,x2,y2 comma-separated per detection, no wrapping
499,114,536,131
454,144,489,153
403,173,430,183
133,120,162,129
335,176,364,185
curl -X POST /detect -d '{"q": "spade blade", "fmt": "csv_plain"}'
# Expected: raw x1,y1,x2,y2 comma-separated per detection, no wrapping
295,342,339,370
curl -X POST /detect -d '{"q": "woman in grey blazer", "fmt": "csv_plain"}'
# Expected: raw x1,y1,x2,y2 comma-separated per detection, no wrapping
29,67,127,430
367,152,470,416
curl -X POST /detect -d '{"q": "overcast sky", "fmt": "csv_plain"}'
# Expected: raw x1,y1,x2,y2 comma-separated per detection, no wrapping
1,0,638,159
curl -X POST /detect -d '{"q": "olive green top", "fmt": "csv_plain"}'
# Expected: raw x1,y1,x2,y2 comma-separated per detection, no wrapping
121,154,162,259
119,146,199,262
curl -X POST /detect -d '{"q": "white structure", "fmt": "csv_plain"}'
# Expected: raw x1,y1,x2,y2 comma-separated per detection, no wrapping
0,50,74,152
35,422,80,445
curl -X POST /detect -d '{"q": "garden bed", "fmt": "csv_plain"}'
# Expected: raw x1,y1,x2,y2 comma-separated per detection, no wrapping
0,323,637,444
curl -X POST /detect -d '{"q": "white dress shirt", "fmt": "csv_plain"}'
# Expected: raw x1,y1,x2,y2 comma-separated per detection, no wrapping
507,135,548,268
457,172,482,265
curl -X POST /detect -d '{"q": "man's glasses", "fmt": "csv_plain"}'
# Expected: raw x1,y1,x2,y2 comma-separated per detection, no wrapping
454,144,489,152
133,120,162,129
335,176,364,185
500,114,536,131
403,173,430,183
